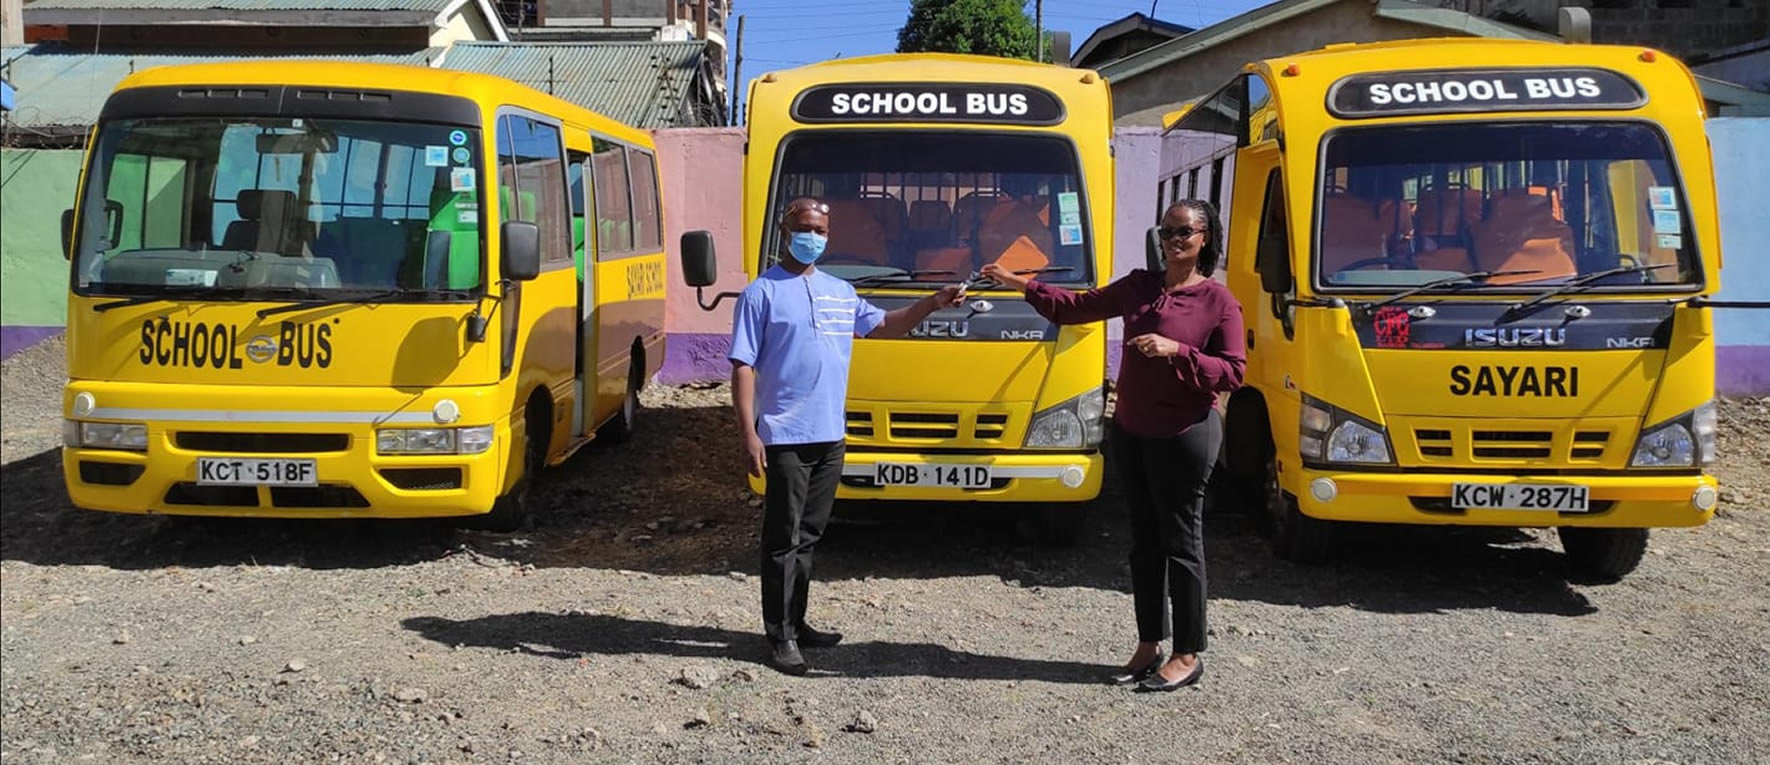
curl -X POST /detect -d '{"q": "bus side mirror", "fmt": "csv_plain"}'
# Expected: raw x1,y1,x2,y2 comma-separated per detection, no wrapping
500,221,541,281
680,230,717,288
61,209,75,260
1145,226,1163,273
1256,234,1293,295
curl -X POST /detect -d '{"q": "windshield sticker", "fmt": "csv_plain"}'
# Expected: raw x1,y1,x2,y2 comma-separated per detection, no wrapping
1648,186,1677,210
457,209,479,225
450,167,476,192
452,147,472,165
1657,233,1682,249
1652,209,1681,235
425,146,449,167
165,268,217,287
1057,192,1081,226
449,130,468,146
1058,224,1083,246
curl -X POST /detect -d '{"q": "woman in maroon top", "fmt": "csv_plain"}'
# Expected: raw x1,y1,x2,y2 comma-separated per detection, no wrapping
983,199,1245,692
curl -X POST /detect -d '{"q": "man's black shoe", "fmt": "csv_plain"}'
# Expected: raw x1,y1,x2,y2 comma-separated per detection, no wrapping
795,623,844,648
770,639,809,675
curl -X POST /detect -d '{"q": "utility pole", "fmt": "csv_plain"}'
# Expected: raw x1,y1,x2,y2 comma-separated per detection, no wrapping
1035,0,1043,62
729,14,744,126
4,0,26,46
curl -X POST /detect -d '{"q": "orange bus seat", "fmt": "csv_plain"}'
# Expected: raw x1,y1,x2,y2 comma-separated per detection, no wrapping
824,199,892,264
1472,192,1576,284
1318,194,1391,274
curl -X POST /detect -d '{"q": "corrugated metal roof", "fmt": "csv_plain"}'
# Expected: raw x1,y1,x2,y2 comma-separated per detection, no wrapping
0,45,441,128
441,41,708,129
22,0,449,11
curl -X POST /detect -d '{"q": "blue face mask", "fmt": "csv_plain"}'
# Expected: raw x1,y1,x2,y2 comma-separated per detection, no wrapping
786,231,827,264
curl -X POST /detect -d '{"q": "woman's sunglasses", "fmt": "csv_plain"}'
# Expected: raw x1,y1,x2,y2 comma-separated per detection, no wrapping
1158,225,1203,240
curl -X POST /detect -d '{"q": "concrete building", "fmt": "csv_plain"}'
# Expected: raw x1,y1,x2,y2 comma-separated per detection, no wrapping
1068,11,1192,71
1095,0,1770,126
500,0,729,123
19,0,509,50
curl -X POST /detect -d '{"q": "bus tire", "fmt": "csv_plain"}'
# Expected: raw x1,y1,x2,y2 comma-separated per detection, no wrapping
1260,454,1334,563
476,402,547,533
597,350,643,445
1558,527,1648,583
1033,504,1084,547
1224,391,1275,534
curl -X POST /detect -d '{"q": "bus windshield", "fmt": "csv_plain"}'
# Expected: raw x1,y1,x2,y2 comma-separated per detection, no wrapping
74,117,483,299
770,131,1094,287
1316,121,1699,290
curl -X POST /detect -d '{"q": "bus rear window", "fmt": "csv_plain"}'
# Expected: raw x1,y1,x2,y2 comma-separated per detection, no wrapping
772,132,1094,286
1316,122,1699,290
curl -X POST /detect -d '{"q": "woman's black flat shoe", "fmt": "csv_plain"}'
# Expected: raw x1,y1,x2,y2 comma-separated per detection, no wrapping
1135,658,1204,692
1108,652,1166,686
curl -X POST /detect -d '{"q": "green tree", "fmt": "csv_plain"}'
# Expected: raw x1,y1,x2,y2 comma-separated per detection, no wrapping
896,0,1044,61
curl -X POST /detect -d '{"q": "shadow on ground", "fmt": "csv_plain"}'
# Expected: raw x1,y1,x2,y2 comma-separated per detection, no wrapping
3,400,1595,616
402,611,1104,683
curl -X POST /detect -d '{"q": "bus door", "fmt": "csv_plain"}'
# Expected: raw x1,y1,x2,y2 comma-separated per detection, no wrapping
568,150,597,437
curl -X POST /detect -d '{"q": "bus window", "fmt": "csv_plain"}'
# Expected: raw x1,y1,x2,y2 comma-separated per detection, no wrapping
627,149,662,251
75,117,483,295
498,115,570,267
770,132,1094,286
105,152,188,252
1317,122,1699,289
567,152,589,277
591,138,633,257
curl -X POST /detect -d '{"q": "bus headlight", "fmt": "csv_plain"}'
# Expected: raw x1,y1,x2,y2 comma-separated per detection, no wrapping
1631,401,1715,467
66,421,148,451
1298,394,1393,465
378,425,495,455
1025,387,1105,450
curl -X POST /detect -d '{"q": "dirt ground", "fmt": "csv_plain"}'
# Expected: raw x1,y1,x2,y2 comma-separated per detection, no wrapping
3,337,1769,764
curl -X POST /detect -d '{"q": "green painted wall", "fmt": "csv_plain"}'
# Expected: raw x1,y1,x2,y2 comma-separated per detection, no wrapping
1,149,82,327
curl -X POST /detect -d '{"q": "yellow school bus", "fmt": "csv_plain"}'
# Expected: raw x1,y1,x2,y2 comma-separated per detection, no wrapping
680,54,1115,541
59,61,666,530
1162,39,1728,579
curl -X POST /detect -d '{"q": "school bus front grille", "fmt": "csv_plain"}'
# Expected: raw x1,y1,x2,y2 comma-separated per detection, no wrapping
844,405,1023,447
1397,419,1624,467
174,431,351,454
890,412,960,440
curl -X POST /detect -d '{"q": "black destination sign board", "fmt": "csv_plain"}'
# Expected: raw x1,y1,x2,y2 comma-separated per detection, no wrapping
791,83,1065,125
1327,68,1645,118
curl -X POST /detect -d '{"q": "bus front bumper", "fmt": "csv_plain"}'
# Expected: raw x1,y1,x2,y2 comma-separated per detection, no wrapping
1293,468,1718,528
746,451,1104,503
61,383,515,519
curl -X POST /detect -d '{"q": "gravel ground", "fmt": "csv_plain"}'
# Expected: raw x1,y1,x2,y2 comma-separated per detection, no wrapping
4,335,1769,764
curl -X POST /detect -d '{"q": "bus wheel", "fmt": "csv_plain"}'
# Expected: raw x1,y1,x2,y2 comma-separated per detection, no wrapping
1033,504,1084,547
476,414,544,533
1261,455,1334,563
1557,527,1648,583
598,355,643,445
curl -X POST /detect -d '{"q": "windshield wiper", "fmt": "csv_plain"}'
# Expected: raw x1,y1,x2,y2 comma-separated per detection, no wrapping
1359,270,1544,313
256,288,408,318
1508,263,1680,315
847,268,957,288
91,286,215,313
93,295,168,313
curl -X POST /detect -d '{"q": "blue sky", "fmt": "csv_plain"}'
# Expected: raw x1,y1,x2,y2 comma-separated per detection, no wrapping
725,0,1270,116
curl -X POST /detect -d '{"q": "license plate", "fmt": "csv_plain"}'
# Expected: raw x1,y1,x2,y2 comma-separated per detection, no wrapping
873,462,992,489
197,457,317,487
1451,482,1590,512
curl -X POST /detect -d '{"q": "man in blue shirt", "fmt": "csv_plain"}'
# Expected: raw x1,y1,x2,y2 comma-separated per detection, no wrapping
729,197,965,675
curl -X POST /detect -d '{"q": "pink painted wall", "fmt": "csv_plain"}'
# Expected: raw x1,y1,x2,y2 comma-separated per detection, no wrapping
654,127,749,335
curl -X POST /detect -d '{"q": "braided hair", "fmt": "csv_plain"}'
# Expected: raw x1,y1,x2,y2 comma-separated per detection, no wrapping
1163,199,1223,277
